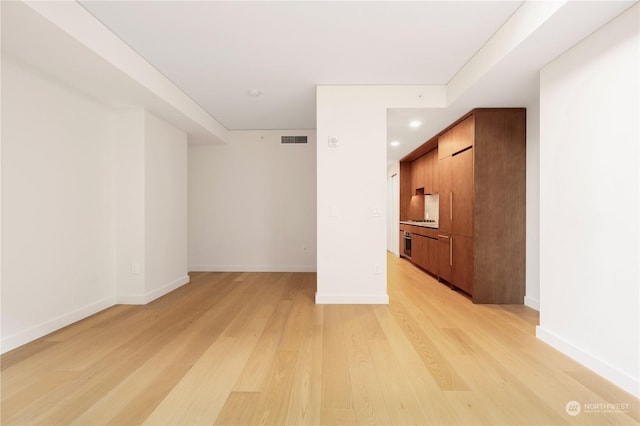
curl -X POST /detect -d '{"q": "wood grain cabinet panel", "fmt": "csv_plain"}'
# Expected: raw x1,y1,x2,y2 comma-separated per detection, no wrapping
423,149,439,195
437,233,452,283
412,234,426,269
438,116,473,159
438,156,452,234
452,235,473,295
438,128,455,159
431,149,439,194
411,156,426,193
425,236,438,275
451,148,473,237
452,115,474,154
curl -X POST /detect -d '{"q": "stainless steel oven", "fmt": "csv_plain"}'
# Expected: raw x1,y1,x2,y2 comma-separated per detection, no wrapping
403,231,412,258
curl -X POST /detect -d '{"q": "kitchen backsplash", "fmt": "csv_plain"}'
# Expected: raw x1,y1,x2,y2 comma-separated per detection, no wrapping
424,194,439,221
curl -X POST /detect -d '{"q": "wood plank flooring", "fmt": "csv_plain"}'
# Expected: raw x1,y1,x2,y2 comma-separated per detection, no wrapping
2,253,638,425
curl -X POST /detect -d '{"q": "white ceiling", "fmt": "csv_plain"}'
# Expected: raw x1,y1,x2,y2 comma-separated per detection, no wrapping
79,1,523,131
13,1,636,164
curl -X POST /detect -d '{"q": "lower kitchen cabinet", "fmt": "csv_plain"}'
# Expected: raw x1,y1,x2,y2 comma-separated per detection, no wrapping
437,233,452,283
412,234,427,270
452,235,473,295
425,236,438,274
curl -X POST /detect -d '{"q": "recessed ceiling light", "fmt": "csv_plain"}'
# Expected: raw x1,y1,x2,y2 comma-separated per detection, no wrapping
248,89,262,97
390,140,400,147
409,120,421,128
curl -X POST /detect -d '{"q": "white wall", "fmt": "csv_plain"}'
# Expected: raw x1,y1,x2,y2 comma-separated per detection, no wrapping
1,56,116,351
115,109,146,300
537,4,639,397
1,57,191,352
316,87,388,303
525,99,540,310
115,110,190,304
188,130,317,272
145,112,189,298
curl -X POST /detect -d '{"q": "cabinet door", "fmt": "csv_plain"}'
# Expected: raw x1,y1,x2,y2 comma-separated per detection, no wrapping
412,234,426,269
438,128,455,159
423,151,433,194
438,116,474,158
452,235,473,295
451,147,473,237
411,156,426,192
425,236,438,274
431,149,439,194
452,115,474,154
438,155,452,233
437,233,452,282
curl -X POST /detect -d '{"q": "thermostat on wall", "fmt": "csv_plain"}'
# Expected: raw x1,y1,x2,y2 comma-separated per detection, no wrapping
328,136,339,148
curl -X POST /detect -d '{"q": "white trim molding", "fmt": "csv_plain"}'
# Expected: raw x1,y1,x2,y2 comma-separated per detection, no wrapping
117,275,190,305
536,326,640,398
1,296,116,354
189,265,317,273
524,296,540,311
315,293,389,305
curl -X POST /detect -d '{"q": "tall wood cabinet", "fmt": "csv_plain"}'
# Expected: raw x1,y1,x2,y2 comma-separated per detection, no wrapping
438,109,526,303
401,108,526,304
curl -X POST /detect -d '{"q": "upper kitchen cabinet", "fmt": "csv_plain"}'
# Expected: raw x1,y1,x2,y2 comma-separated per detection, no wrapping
411,154,426,193
438,115,474,159
423,149,438,195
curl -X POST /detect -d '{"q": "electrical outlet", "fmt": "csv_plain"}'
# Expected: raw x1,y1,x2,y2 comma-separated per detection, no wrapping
372,206,382,217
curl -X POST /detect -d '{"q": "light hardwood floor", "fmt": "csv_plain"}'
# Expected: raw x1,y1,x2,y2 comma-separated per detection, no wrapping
2,253,638,425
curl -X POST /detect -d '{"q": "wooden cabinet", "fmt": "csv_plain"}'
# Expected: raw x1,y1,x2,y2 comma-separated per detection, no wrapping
431,149,439,194
399,225,439,278
438,155,452,233
451,235,473,295
425,235,438,273
400,108,525,304
412,234,426,269
435,233,472,295
437,233,451,283
423,149,438,195
438,115,474,159
439,140,473,237
411,155,425,193
451,148,473,237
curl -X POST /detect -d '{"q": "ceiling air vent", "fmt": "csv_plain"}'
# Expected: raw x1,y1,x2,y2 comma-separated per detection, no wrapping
281,136,307,144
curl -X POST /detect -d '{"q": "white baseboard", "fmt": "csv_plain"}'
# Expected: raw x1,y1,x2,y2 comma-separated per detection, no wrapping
536,326,640,398
315,293,389,304
189,265,317,273
117,275,190,305
524,295,540,311
115,293,147,305
1,296,116,354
